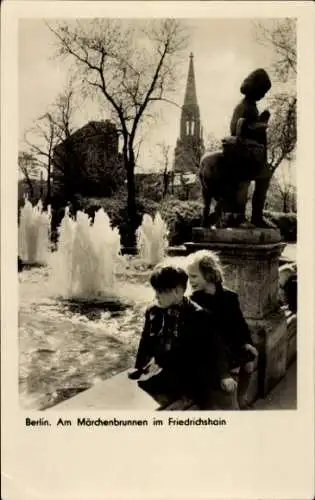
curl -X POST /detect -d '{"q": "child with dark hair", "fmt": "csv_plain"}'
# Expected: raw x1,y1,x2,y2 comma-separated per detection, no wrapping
128,264,236,409
186,250,258,409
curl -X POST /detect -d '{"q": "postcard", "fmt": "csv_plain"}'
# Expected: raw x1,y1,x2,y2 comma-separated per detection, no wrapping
2,1,314,499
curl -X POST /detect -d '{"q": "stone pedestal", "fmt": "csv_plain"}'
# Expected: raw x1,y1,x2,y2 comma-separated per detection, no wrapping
185,227,288,399
50,370,163,410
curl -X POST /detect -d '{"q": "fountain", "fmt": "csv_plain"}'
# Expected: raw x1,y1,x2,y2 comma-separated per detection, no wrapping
50,208,123,300
18,199,51,265
136,212,169,267
18,205,171,409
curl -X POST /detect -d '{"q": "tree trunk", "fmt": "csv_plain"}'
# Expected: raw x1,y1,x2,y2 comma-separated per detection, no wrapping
127,149,136,218
46,158,52,207
24,173,34,199
40,171,44,198
163,170,171,198
171,172,174,195
283,194,289,213
124,145,137,248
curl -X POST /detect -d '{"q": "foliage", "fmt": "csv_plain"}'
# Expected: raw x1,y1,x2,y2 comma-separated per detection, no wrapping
267,94,296,172
264,210,297,242
159,197,203,245
204,133,222,153
267,164,297,213
174,146,201,173
52,122,125,201
51,194,203,247
57,195,160,247
135,172,164,202
18,179,47,221
18,152,41,198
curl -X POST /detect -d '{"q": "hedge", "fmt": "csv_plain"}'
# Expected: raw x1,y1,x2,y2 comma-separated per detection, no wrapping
66,195,160,247
159,197,203,245
50,196,296,248
264,210,297,242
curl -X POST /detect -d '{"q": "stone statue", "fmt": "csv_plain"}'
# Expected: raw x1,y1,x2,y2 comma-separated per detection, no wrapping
200,68,275,228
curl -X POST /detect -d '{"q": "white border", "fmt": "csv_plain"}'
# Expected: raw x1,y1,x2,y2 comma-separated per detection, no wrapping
2,2,315,499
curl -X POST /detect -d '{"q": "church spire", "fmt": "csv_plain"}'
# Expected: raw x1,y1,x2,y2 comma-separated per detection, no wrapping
183,53,198,107
179,52,200,142
173,53,204,174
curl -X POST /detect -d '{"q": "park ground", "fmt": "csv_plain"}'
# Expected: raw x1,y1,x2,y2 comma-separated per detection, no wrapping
253,360,297,410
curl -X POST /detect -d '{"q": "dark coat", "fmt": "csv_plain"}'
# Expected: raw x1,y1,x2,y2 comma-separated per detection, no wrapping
134,297,230,396
190,286,254,369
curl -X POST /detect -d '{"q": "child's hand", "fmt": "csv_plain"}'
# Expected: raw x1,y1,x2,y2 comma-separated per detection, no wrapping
128,369,143,380
244,362,255,374
220,377,237,393
128,359,156,379
142,359,162,377
242,344,258,373
243,344,258,357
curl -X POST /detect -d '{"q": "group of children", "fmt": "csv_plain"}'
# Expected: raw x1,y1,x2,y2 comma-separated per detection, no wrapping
128,250,258,410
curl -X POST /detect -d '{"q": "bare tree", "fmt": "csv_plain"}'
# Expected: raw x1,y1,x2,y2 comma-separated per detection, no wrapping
50,83,76,141
270,158,296,213
255,18,296,83
48,19,188,243
254,18,297,187
18,151,40,198
24,84,76,204
157,142,172,197
267,93,297,173
25,114,58,204
204,132,222,153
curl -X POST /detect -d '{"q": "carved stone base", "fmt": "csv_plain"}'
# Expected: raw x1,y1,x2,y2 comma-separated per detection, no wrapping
191,227,282,245
186,228,284,319
286,311,297,367
247,310,288,396
243,368,259,406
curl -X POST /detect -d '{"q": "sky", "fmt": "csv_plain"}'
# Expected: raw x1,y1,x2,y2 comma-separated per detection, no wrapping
19,18,294,175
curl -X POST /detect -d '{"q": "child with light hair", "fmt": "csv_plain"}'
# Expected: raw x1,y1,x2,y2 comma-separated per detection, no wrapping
186,249,258,409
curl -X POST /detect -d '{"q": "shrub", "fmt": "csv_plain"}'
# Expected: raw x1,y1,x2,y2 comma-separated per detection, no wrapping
264,210,297,242
62,195,159,247
65,195,203,247
81,196,126,226
159,197,203,245
50,193,297,249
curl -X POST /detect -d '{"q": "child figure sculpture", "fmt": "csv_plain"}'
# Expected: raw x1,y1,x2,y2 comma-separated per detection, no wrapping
227,68,273,227
199,68,274,229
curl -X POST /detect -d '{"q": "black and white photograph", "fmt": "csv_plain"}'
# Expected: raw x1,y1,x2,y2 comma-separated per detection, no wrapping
2,2,315,499
17,16,298,412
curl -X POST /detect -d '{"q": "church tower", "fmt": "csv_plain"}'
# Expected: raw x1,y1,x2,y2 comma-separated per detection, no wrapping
174,53,204,173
